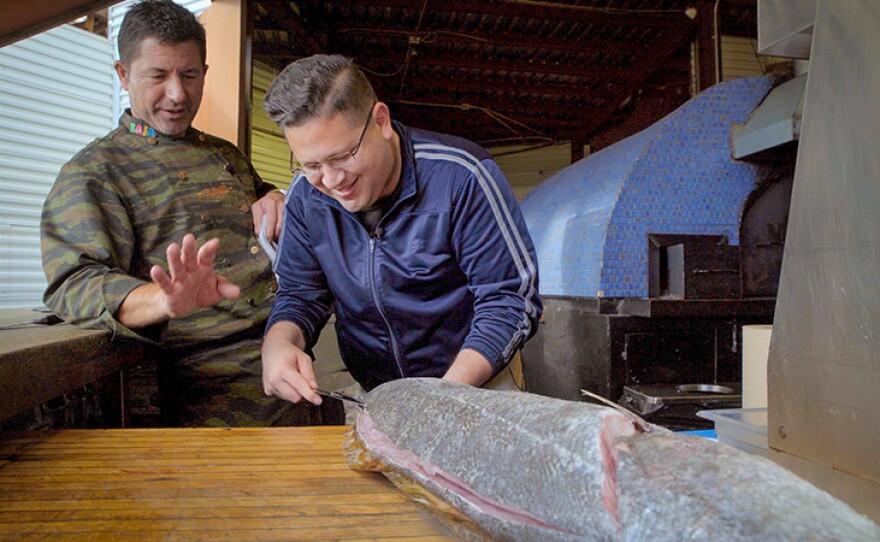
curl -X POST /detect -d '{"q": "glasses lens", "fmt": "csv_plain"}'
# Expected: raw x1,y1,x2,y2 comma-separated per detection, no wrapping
301,165,321,177
326,153,356,170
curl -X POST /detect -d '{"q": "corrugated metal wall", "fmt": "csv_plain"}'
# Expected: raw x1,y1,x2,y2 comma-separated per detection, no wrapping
0,25,114,309
251,61,292,189
722,35,789,81
492,143,573,201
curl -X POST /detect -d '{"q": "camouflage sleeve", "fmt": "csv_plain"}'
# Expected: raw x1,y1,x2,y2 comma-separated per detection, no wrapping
41,161,157,342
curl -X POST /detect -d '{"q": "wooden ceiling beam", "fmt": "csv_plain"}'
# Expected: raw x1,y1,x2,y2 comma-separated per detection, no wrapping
1,0,118,48
388,95,601,126
256,0,322,54
389,72,609,101
327,0,691,29
573,18,697,140
396,111,590,144
328,23,644,57
255,42,645,81
367,50,643,81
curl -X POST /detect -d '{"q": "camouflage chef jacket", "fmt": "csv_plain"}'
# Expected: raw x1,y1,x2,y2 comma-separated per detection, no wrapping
41,111,278,350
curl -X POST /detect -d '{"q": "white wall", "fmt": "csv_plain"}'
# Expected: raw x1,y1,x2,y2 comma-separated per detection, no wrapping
0,25,115,309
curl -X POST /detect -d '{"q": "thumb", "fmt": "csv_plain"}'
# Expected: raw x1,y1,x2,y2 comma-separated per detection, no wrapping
216,276,241,300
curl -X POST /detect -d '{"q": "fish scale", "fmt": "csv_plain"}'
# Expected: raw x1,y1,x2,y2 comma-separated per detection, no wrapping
345,378,880,542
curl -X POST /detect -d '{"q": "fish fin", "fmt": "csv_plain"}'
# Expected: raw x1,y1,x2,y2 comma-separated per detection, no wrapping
580,388,654,432
342,427,392,472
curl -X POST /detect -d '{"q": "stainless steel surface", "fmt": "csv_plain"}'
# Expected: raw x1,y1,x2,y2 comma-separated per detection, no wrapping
757,0,817,58
619,387,665,416
676,384,735,395
732,74,806,159
768,0,880,521
620,383,741,418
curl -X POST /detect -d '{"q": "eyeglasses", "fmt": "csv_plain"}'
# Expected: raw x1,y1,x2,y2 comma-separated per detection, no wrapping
290,104,376,178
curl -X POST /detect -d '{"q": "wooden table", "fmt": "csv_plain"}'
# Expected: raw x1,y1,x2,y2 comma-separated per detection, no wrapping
0,426,457,541
0,309,144,425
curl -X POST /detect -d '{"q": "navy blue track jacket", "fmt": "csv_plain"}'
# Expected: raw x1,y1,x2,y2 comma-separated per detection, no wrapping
268,122,542,391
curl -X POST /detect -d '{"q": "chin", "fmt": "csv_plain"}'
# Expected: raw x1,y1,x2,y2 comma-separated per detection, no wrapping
155,116,192,137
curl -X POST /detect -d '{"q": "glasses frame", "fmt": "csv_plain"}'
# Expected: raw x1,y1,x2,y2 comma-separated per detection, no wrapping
290,104,376,177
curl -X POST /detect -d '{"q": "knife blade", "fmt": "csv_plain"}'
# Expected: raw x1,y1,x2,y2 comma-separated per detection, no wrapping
314,388,365,406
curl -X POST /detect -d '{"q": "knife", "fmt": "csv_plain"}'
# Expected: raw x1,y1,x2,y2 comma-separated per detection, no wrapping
314,388,366,407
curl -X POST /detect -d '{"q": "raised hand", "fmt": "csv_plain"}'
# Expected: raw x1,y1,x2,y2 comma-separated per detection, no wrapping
150,233,241,318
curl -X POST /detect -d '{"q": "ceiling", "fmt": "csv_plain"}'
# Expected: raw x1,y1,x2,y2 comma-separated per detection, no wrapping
2,0,758,153
252,0,758,151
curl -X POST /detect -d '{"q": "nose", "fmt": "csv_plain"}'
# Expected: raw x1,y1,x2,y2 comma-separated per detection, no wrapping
165,75,185,103
317,165,347,188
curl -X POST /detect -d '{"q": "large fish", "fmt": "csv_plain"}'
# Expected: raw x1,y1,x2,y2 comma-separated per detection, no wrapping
344,378,880,541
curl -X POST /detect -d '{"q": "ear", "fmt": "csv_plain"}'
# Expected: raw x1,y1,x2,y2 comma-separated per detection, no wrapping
373,102,395,139
114,60,130,91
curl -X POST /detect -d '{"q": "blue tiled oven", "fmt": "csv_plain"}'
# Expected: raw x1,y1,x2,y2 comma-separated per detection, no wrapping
519,76,795,429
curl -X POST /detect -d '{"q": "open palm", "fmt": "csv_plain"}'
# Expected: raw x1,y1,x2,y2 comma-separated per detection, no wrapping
150,233,241,318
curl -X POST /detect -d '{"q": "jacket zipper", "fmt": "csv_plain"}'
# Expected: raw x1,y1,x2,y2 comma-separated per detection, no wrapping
369,235,406,377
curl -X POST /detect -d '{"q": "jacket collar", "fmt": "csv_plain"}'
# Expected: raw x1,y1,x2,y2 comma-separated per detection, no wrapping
118,109,205,144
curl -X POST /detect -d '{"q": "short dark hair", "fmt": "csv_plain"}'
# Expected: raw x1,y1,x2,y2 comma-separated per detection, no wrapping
118,0,207,66
264,54,378,128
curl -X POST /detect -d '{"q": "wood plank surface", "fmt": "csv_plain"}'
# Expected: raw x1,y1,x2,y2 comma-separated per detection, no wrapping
0,426,458,541
0,309,143,424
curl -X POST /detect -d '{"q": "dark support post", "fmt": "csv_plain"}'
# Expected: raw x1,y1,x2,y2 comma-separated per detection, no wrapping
239,0,254,154
571,138,586,164
696,0,719,91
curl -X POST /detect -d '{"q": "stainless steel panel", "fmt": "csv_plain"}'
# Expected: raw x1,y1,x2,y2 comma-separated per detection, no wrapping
770,451,880,521
757,0,817,58
732,74,806,159
768,0,880,519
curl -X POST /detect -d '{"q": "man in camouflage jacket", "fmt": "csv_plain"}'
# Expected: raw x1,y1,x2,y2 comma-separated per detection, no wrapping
40,0,310,427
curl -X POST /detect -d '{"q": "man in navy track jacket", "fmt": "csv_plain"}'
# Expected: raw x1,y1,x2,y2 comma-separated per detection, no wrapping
261,54,542,406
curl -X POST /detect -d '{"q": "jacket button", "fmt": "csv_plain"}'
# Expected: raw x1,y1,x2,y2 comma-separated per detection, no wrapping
268,283,277,293
199,213,210,222
250,246,260,255
239,204,250,213
178,171,187,180
147,137,158,145
198,133,207,142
